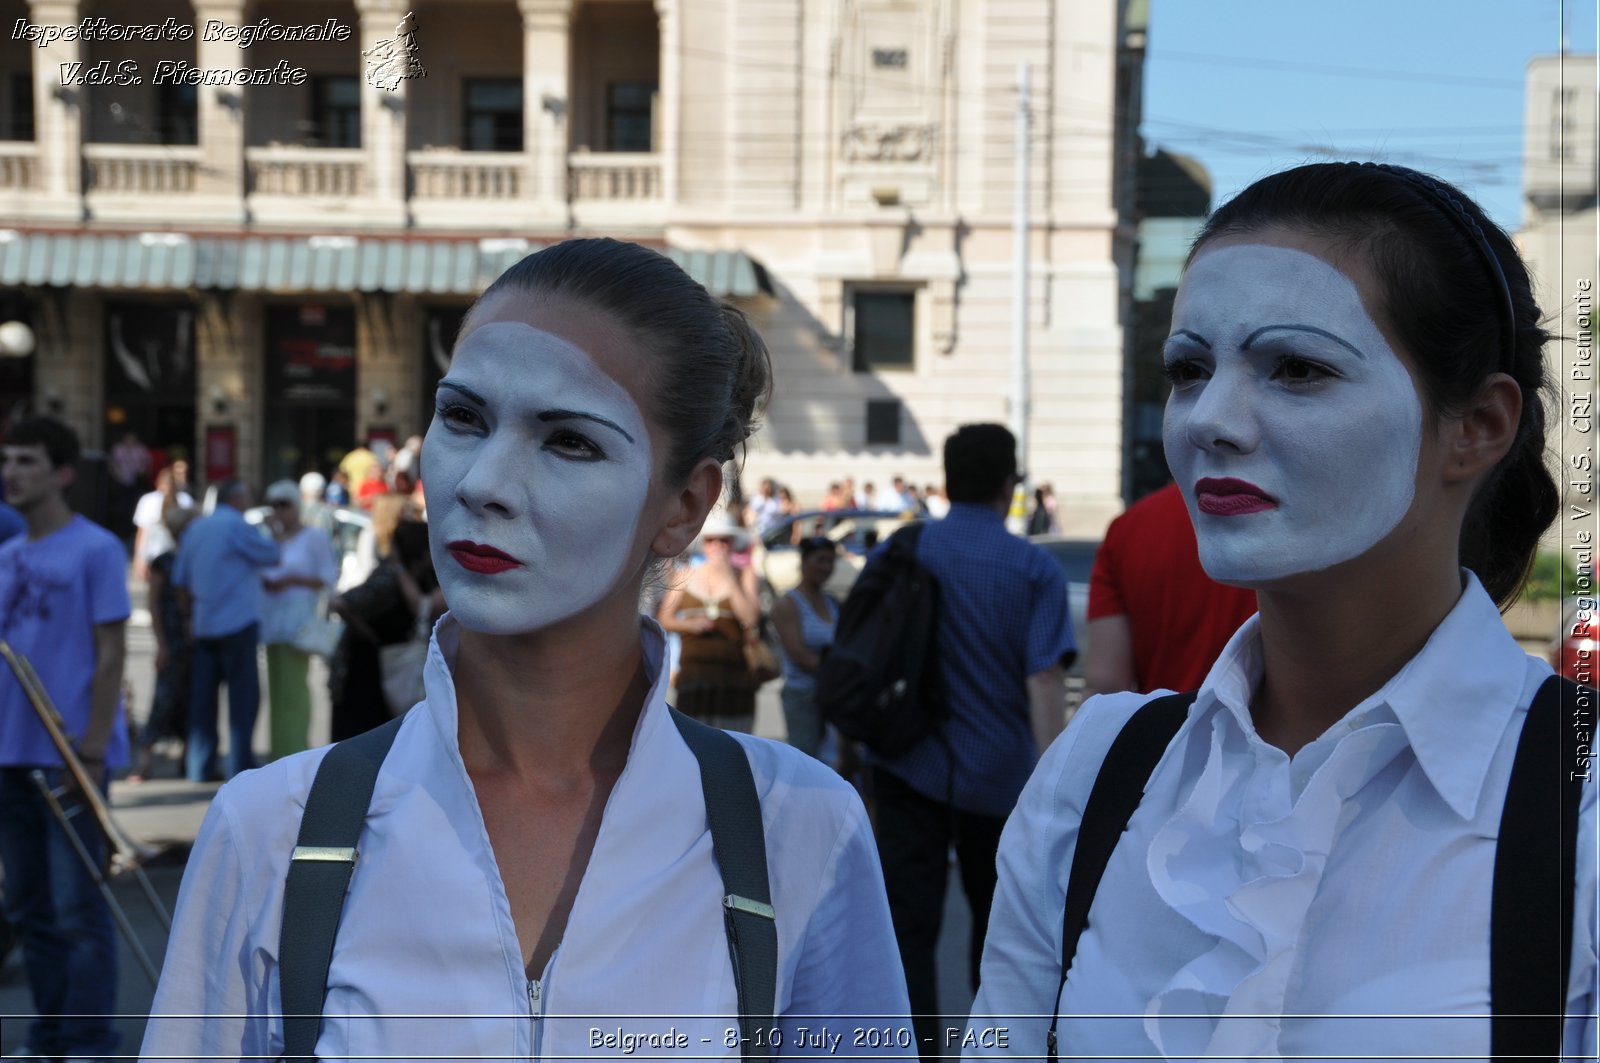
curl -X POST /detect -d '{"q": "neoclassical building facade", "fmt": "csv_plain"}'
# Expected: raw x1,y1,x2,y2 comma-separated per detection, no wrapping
0,0,1143,532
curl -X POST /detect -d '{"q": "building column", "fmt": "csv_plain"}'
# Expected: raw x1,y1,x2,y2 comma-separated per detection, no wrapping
28,0,83,220
192,0,247,219
518,0,571,209
355,0,411,224
653,0,678,205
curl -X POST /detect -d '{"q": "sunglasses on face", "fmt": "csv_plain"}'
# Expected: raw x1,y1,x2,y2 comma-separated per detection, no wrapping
271,500,295,509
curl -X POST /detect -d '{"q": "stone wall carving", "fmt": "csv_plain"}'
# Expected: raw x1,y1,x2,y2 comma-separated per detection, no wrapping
841,123,935,163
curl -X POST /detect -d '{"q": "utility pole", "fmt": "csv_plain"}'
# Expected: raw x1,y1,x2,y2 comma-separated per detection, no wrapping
1011,62,1032,491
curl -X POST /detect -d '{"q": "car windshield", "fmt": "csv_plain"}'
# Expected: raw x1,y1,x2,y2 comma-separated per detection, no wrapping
763,511,907,554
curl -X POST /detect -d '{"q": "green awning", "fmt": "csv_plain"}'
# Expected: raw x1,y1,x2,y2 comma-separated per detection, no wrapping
0,232,770,299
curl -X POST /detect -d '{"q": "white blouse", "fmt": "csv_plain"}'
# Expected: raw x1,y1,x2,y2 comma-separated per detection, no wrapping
967,573,1597,1061
141,616,913,1061
258,526,340,645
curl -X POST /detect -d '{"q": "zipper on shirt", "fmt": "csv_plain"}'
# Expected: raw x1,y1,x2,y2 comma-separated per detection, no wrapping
528,977,544,1057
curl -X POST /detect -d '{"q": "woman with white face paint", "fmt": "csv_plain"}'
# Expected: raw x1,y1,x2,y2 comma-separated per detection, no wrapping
968,163,1595,1060
144,239,914,1061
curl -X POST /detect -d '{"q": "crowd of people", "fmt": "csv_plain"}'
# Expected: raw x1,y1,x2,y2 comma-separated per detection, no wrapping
1,160,1594,1062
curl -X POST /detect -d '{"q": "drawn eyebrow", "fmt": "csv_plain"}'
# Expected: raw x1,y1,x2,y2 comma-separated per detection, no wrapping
1242,324,1367,361
1165,329,1212,350
436,380,486,404
539,409,636,445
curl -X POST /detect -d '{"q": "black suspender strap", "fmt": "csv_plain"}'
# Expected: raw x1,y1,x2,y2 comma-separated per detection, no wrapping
1490,674,1584,1062
670,707,779,1063
278,714,405,1062
1048,692,1194,1063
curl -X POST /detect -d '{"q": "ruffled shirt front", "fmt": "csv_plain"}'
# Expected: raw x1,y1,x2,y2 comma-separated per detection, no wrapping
967,573,1597,1061
142,615,913,1061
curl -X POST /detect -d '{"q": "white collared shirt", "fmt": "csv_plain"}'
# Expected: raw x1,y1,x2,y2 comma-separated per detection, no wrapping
142,616,913,1061
967,573,1597,1061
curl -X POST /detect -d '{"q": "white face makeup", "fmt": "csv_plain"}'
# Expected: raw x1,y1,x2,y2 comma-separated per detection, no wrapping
423,320,654,634
1161,240,1424,584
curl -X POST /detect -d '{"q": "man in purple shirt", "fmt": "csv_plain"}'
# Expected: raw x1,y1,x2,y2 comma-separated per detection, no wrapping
0,416,130,1062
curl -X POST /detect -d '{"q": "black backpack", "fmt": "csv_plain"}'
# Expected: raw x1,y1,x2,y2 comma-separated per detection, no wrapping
815,523,945,755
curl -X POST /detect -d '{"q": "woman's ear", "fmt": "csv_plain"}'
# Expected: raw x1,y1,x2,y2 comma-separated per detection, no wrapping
651,457,724,559
1443,372,1523,485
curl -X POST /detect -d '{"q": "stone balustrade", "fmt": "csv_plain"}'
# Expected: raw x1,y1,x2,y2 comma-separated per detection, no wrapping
408,151,527,200
0,143,36,191
247,146,366,197
567,152,661,201
83,144,200,194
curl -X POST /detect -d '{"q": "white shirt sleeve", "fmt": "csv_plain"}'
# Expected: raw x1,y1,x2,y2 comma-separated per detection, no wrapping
964,694,1150,1061
141,791,276,1063
780,795,916,1059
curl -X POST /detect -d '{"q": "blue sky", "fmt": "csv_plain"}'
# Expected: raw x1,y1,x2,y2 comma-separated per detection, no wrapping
1142,0,1599,232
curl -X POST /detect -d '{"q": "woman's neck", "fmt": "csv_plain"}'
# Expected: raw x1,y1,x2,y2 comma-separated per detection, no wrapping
452,595,650,784
1250,549,1465,756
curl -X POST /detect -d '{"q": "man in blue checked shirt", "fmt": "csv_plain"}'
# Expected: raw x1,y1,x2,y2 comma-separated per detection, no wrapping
870,423,1075,1063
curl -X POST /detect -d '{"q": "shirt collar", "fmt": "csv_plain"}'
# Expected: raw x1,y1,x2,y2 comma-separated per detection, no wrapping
946,502,1005,523
1191,571,1526,820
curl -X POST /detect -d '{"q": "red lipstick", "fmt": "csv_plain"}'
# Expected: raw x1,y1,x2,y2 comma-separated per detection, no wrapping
447,540,523,574
1195,477,1278,516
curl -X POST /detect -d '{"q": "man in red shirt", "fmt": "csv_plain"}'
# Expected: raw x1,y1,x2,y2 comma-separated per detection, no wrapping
1085,481,1258,694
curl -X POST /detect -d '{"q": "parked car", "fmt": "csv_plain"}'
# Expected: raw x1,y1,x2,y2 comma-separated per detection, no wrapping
1552,597,1597,690
755,509,921,609
1027,534,1101,716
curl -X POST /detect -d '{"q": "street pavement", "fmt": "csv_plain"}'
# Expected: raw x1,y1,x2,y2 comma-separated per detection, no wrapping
0,579,978,1058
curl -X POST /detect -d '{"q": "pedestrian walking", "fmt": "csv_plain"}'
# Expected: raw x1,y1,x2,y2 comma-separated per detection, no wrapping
143,237,911,1060
131,462,194,580
258,480,339,759
769,535,840,759
0,416,130,1062
656,512,764,732
172,477,280,781
328,517,439,742
969,161,1595,1059
870,423,1075,1063
129,505,200,782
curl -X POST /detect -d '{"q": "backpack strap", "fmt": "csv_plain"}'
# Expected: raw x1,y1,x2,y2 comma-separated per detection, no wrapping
670,708,778,1063
279,713,406,1062
1048,692,1195,1063
1490,674,1584,1061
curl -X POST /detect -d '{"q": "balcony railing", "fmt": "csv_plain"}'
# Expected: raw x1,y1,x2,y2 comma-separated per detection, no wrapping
409,151,526,199
0,142,36,190
83,143,199,194
568,151,661,201
247,146,365,196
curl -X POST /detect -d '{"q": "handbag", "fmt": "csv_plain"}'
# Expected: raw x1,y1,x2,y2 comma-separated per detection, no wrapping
291,612,344,658
743,636,781,687
378,615,432,716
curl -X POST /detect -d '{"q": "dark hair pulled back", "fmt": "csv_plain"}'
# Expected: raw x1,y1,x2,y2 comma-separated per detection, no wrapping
472,238,773,494
1190,162,1557,607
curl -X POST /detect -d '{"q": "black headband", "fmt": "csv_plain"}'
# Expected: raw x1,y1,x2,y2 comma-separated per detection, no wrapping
1356,162,1518,369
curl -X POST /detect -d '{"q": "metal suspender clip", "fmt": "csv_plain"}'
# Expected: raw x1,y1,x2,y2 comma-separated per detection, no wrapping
292,846,359,864
724,894,775,920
